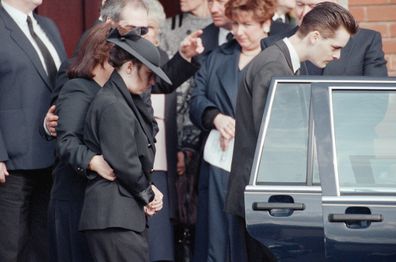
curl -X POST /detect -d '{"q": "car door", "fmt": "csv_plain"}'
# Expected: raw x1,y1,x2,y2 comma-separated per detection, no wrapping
245,79,325,261
312,82,396,261
245,78,396,262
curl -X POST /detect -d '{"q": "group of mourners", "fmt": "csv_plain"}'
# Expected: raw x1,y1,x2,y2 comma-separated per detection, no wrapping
0,0,388,262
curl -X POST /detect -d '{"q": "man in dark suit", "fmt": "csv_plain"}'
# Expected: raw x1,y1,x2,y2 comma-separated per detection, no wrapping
262,0,388,77
0,0,66,261
225,3,358,261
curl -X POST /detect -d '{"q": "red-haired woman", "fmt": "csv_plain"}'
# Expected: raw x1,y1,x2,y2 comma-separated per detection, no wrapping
189,0,276,261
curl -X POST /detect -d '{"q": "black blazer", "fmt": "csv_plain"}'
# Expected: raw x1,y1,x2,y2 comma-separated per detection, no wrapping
52,78,100,200
225,41,294,218
262,27,388,77
0,7,66,169
79,71,155,232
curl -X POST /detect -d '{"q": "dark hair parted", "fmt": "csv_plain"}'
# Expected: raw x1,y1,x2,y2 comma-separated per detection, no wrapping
298,2,358,38
68,22,113,79
224,0,275,24
108,26,142,69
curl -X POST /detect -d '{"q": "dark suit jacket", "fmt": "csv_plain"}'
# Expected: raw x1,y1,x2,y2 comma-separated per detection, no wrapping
0,7,66,170
225,41,294,218
79,71,155,232
320,28,387,76
262,27,388,77
52,78,100,200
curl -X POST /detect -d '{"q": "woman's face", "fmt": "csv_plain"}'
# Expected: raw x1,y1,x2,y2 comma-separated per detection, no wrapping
125,62,155,95
145,20,160,46
231,11,268,51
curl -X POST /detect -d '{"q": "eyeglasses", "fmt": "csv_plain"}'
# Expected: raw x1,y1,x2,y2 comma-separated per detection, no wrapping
124,25,149,36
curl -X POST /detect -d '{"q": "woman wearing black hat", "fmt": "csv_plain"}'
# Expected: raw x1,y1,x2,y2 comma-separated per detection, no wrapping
79,29,171,262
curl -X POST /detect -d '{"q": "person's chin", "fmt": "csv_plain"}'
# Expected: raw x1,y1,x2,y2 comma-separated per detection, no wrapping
314,61,327,68
213,20,225,27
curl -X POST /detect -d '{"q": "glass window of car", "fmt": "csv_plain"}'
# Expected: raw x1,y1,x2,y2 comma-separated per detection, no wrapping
256,83,313,184
332,90,396,194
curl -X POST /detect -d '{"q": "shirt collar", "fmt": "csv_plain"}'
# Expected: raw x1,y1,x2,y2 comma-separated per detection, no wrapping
218,27,230,45
283,37,300,74
272,13,286,23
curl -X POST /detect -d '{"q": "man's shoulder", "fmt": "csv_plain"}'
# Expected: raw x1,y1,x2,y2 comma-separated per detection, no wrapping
353,27,382,42
61,78,98,95
202,23,218,35
251,43,286,70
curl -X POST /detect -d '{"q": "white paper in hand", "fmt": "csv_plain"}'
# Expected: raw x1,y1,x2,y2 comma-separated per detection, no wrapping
203,129,234,172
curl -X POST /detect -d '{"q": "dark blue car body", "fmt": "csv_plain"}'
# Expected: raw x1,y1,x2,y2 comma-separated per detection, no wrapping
245,77,396,261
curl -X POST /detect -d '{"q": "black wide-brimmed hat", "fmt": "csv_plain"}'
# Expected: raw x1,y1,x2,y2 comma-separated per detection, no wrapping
107,28,172,85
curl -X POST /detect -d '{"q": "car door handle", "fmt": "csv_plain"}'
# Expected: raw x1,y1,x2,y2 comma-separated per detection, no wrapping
328,214,383,223
252,202,305,211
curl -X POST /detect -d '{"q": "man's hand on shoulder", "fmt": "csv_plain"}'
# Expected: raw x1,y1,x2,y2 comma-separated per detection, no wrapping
44,105,59,137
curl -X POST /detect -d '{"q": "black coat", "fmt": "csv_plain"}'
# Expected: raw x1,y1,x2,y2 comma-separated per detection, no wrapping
52,78,101,200
79,71,155,232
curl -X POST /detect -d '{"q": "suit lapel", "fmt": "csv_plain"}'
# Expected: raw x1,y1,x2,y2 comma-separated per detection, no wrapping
0,8,51,90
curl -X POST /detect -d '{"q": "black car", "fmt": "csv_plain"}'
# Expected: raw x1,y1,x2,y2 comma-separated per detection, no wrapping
245,77,396,261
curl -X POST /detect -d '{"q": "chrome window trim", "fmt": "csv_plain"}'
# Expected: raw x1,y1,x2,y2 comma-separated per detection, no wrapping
322,195,396,206
251,78,396,187
328,85,396,197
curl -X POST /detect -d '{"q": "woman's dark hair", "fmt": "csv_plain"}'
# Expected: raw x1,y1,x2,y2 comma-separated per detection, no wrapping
68,22,114,79
225,0,275,24
298,2,358,38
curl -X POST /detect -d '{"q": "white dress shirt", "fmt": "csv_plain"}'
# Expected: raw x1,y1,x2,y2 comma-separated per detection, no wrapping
2,1,61,73
283,37,301,74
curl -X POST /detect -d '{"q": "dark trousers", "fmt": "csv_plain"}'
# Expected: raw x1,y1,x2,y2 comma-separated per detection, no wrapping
0,169,52,262
48,199,93,262
85,228,149,262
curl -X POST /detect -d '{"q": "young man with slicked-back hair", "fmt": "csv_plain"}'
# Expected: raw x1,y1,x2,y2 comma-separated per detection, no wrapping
262,0,387,76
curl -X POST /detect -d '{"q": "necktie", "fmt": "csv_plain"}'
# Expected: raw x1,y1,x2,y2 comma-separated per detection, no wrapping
26,16,57,85
226,32,234,42
275,17,284,23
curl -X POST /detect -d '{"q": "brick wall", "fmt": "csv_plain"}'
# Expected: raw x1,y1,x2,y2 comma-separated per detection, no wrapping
349,0,396,76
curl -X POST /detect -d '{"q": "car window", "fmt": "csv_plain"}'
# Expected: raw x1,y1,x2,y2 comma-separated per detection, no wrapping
332,90,396,193
256,83,312,184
